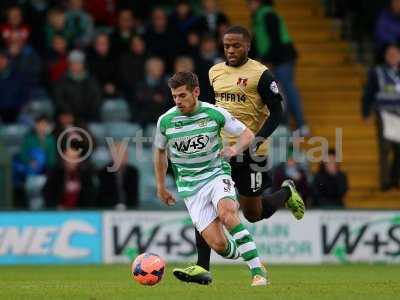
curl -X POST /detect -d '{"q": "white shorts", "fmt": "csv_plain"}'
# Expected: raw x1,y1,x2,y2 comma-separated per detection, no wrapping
184,175,238,233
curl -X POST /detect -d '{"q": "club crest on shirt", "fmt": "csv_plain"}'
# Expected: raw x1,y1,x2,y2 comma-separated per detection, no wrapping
174,121,183,129
237,77,248,92
197,118,208,127
270,81,279,94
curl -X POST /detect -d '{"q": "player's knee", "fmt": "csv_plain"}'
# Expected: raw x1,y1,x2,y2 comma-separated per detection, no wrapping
218,205,236,225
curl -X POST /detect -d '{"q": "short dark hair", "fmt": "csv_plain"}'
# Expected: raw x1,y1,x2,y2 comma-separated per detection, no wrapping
7,5,22,14
35,114,50,123
224,25,252,42
168,71,199,91
176,0,190,6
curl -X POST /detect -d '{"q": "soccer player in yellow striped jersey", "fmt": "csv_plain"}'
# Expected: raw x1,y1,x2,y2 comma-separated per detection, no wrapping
173,26,305,285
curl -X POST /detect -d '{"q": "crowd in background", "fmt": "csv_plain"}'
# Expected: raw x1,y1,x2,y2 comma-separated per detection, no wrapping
0,0,230,125
0,0,354,211
325,0,400,191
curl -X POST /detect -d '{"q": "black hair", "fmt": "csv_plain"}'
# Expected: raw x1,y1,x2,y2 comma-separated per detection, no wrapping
224,25,252,42
176,0,190,5
35,114,50,123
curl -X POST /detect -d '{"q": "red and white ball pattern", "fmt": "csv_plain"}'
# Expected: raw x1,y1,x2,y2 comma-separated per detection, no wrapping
132,253,165,286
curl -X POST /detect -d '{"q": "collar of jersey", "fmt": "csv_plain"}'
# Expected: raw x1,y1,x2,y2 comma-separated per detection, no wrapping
225,58,249,68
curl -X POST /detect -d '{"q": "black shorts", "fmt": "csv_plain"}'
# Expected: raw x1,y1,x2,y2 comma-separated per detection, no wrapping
230,156,272,197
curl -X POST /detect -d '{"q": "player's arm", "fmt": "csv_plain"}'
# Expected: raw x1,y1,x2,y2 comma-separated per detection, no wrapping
153,119,176,206
256,69,284,139
223,127,255,158
217,107,255,158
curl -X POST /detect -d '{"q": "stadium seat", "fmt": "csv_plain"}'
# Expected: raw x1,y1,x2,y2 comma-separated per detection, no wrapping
91,146,111,169
128,146,155,204
144,123,157,147
88,123,107,146
104,122,141,142
100,98,131,122
0,124,29,156
128,146,183,210
18,98,55,126
269,125,291,168
128,145,152,170
25,174,46,210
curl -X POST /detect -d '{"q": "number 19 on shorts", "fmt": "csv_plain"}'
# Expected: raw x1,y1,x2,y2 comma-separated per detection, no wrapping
250,172,262,192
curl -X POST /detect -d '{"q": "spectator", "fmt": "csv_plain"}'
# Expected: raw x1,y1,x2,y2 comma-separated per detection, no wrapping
12,114,56,209
0,49,30,123
186,30,201,57
272,144,309,201
248,0,309,136
46,34,68,86
22,0,52,54
65,0,95,48
215,18,230,52
52,109,75,140
375,0,400,55
325,0,382,62
174,55,195,73
362,43,400,190
0,5,31,47
144,7,181,71
19,115,56,176
312,149,348,207
98,142,139,209
54,49,102,122
116,0,154,20
44,7,74,50
169,0,207,52
54,114,72,136
201,0,229,35
110,9,137,57
87,32,118,97
52,109,94,159
84,0,116,27
118,35,147,102
134,57,170,127
7,31,42,89
195,34,222,102
43,146,96,209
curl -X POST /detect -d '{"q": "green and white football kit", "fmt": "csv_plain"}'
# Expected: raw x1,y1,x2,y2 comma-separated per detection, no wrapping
155,101,267,286
154,101,245,232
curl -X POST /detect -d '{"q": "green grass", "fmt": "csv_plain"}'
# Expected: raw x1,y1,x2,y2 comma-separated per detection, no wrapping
0,264,399,300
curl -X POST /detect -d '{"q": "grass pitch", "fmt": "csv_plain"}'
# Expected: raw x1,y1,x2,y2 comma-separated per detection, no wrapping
0,264,399,300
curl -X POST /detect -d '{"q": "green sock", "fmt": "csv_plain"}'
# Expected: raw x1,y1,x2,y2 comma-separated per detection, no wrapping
219,238,240,259
230,223,265,277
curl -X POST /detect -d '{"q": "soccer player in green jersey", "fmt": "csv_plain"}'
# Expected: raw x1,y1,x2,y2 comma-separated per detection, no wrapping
154,71,267,286
173,25,305,285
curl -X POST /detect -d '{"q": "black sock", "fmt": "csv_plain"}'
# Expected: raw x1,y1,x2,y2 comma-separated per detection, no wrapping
195,229,211,271
261,187,291,219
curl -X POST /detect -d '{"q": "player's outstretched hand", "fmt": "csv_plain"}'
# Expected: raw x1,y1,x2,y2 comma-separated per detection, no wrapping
220,146,238,159
157,188,176,206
